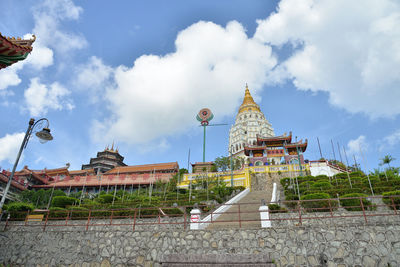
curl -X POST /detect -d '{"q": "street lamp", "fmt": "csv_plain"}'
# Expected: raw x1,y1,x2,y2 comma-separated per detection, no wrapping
0,118,53,211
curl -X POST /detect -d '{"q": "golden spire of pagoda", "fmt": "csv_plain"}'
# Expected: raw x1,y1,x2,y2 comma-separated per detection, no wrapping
238,84,261,114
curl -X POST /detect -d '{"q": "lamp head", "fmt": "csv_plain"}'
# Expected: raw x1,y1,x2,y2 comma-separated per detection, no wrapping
36,127,53,144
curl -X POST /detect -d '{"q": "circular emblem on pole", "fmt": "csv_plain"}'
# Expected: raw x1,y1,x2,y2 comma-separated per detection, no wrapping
190,214,200,222
196,108,214,126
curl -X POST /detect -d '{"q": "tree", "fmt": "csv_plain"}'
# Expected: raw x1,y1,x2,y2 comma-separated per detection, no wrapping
380,155,395,169
214,156,244,172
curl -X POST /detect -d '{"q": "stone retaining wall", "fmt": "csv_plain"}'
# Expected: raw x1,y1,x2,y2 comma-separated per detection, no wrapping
1,223,400,266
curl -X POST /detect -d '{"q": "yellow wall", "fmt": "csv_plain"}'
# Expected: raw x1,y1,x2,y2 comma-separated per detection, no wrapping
177,164,310,189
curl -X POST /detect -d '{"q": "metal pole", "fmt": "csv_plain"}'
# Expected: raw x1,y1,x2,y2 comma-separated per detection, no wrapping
0,119,33,210
337,142,343,163
187,148,190,173
203,125,206,162
342,146,352,188
331,139,337,162
230,145,234,187
317,137,323,159
353,154,359,171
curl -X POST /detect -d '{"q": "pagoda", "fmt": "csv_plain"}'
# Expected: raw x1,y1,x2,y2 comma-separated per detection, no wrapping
81,145,127,174
244,132,308,166
0,33,35,69
229,85,274,156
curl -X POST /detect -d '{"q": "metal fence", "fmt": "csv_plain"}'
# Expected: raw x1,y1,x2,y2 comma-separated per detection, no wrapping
2,195,399,231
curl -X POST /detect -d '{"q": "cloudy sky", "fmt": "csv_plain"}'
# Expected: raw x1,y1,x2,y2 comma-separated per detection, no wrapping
1,0,399,173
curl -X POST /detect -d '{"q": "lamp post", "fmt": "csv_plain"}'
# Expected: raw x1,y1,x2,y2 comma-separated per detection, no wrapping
0,118,53,211
230,145,234,187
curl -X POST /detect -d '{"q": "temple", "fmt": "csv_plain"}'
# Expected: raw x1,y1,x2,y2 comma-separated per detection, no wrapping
244,132,308,166
0,33,35,69
81,145,126,174
229,85,274,157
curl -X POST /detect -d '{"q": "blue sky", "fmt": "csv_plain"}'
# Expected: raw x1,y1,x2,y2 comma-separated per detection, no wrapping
1,0,399,173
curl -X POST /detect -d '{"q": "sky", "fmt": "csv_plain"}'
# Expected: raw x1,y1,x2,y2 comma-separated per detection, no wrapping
0,0,400,173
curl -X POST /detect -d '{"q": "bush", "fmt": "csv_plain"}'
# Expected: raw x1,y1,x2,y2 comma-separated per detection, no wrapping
311,181,332,190
68,207,89,219
340,193,375,211
51,196,78,208
49,207,68,219
382,190,400,210
300,193,337,212
268,204,287,213
97,194,118,204
5,202,34,219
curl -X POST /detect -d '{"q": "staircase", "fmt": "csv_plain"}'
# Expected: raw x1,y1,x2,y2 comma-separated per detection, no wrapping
207,172,278,229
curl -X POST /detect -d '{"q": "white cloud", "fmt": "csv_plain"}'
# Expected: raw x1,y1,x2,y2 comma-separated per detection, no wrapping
347,135,368,157
0,65,22,90
255,0,400,118
92,21,277,144
32,0,87,54
0,0,86,92
75,56,114,101
381,129,400,151
0,132,24,164
24,78,74,116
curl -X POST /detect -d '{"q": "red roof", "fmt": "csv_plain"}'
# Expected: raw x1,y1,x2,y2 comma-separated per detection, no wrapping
4,168,52,184
0,172,27,191
284,139,308,152
257,132,292,145
105,162,179,174
34,172,174,188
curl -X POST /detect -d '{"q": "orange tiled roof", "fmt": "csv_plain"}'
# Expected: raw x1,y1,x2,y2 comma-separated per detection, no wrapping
0,172,27,191
69,169,95,175
34,172,174,188
105,162,179,174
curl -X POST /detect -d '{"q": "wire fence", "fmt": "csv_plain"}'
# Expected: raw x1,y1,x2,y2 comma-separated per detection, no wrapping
2,195,399,232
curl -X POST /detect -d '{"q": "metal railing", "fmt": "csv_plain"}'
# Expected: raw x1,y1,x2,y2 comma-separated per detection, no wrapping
2,195,399,231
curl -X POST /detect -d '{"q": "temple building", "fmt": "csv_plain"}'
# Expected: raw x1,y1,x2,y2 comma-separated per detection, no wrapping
34,162,179,194
229,85,274,157
0,33,35,69
81,145,126,174
244,132,308,166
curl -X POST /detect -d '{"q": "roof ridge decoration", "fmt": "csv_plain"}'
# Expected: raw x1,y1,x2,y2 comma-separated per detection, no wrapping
0,33,36,69
238,84,261,114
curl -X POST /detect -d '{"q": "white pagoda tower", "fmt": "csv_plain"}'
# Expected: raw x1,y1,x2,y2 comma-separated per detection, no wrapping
229,85,274,156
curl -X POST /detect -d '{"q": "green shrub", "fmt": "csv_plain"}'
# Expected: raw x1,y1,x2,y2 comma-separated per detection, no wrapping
51,196,78,208
268,204,287,213
162,207,184,217
68,207,89,219
314,175,329,180
5,202,34,219
97,194,118,204
49,207,68,219
311,181,332,190
340,193,375,211
300,193,337,212
382,190,400,210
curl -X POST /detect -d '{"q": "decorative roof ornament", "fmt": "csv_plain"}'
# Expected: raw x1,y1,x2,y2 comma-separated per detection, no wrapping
0,33,36,69
238,84,261,114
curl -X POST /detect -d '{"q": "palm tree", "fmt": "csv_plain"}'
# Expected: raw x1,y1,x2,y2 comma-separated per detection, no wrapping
381,155,395,169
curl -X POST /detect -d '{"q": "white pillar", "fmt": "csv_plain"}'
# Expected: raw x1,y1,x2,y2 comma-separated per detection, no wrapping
259,205,271,228
190,208,201,230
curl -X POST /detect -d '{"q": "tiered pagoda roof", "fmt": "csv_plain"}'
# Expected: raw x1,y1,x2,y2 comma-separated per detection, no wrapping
284,139,308,154
0,33,35,69
256,132,292,146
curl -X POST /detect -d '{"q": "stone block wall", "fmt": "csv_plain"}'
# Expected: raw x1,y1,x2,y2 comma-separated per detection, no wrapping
1,223,400,266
